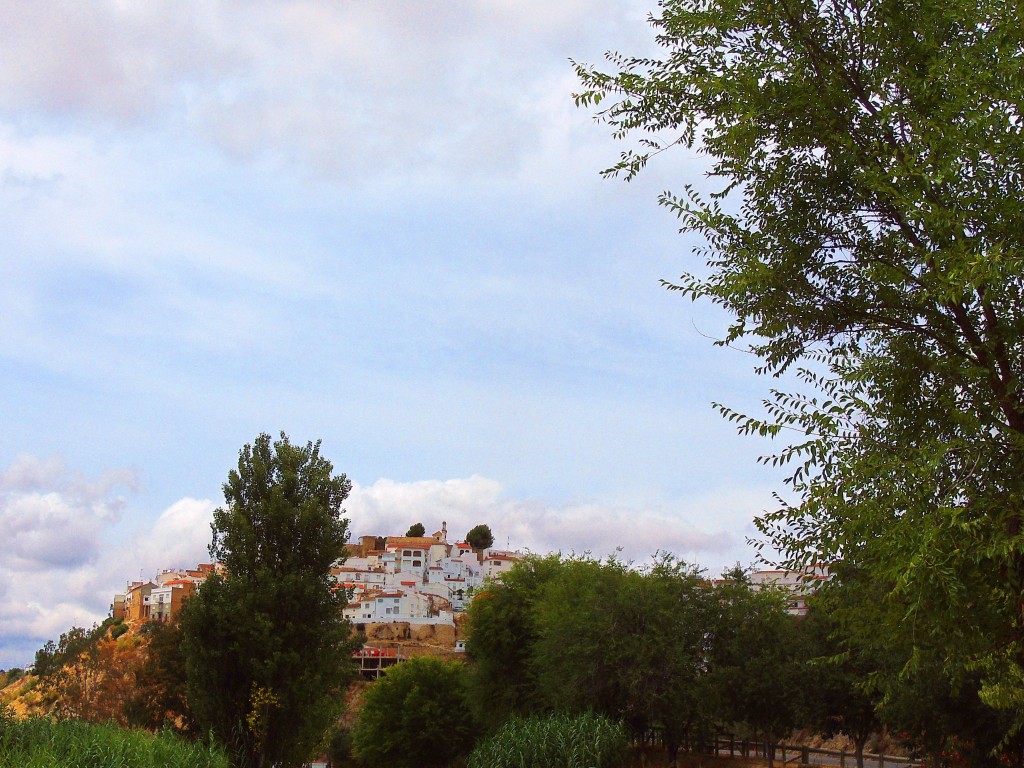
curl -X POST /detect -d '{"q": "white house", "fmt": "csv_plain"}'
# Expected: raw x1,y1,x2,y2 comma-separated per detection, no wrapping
750,566,829,616
482,551,522,580
343,589,434,622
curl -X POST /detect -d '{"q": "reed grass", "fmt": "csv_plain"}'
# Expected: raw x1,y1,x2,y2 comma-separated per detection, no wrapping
467,711,629,768
0,716,227,768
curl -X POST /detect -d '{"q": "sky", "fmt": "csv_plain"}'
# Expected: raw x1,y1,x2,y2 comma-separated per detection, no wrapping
0,1,790,669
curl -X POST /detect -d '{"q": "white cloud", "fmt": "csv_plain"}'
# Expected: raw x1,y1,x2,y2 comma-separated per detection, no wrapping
0,0,659,184
0,455,135,571
128,498,217,574
0,455,214,667
346,475,762,572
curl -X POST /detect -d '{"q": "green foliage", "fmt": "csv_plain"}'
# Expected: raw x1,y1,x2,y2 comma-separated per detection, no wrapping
878,653,1024,768
0,716,228,767
125,615,194,734
351,656,477,768
798,595,880,768
709,573,805,753
405,522,425,537
327,725,353,767
468,554,805,762
530,555,715,758
110,623,129,640
467,712,628,768
465,524,494,550
181,432,357,768
33,626,92,679
465,554,566,727
575,0,1024,734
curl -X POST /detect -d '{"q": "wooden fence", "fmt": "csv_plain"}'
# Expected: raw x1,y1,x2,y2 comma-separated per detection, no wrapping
632,734,922,768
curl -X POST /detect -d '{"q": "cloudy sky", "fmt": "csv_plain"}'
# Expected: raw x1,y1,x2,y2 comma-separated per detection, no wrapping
0,1,788,668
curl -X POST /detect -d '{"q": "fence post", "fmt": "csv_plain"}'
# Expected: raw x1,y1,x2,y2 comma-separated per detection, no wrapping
840,750,846,768
878,754,885,768
782,746,787,763
802,746,810,766
742,739,748,758
730,736,735,757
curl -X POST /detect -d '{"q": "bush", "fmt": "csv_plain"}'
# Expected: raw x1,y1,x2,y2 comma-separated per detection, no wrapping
352,656,477,768
467,712,629,768
111,623,130,639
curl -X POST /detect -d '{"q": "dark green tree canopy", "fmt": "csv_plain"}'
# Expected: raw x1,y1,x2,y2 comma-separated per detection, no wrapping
183,432,355,768
211,433,351,580
465,523,494,550
405,522,425,537
351,656,477,768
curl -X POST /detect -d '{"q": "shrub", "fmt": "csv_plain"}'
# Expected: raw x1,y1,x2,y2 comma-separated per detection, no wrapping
467,712,629,768
111,623,129,639
352,656,477,768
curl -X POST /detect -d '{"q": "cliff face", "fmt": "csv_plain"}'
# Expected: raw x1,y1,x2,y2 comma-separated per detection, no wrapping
356,611,468,659
361,620,458,649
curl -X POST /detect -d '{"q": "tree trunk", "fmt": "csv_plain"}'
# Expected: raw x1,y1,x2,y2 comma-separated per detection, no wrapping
667,741,680,768
855,733,868,768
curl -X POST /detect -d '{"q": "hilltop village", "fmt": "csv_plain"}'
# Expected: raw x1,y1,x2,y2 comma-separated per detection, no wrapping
112,522,525,639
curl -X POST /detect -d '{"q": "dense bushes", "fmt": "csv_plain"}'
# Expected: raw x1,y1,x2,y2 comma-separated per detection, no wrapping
467,712,628,768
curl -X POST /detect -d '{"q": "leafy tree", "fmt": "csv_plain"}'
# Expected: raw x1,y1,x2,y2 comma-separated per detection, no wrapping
530,555,715,765
33,626,92,679
575,0,1024,724
181,432,357,768
125,616,195,734
878,652,1024,768
799,599,880,768
707,572,804,767
465,554,566,728
465,524,494,550
351,656,478,768
405,522,425,537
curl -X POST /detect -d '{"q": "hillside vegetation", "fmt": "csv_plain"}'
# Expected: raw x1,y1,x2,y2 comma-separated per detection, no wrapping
2,616,191,732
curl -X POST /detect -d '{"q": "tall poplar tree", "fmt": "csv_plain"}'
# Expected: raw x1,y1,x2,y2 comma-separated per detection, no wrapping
182,433,355,768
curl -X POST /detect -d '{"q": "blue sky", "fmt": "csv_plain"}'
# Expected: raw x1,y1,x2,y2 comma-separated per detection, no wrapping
0,1,788,668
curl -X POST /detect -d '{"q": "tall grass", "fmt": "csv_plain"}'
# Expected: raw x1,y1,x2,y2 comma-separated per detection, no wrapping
467,711,629,768
0,716,228,768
